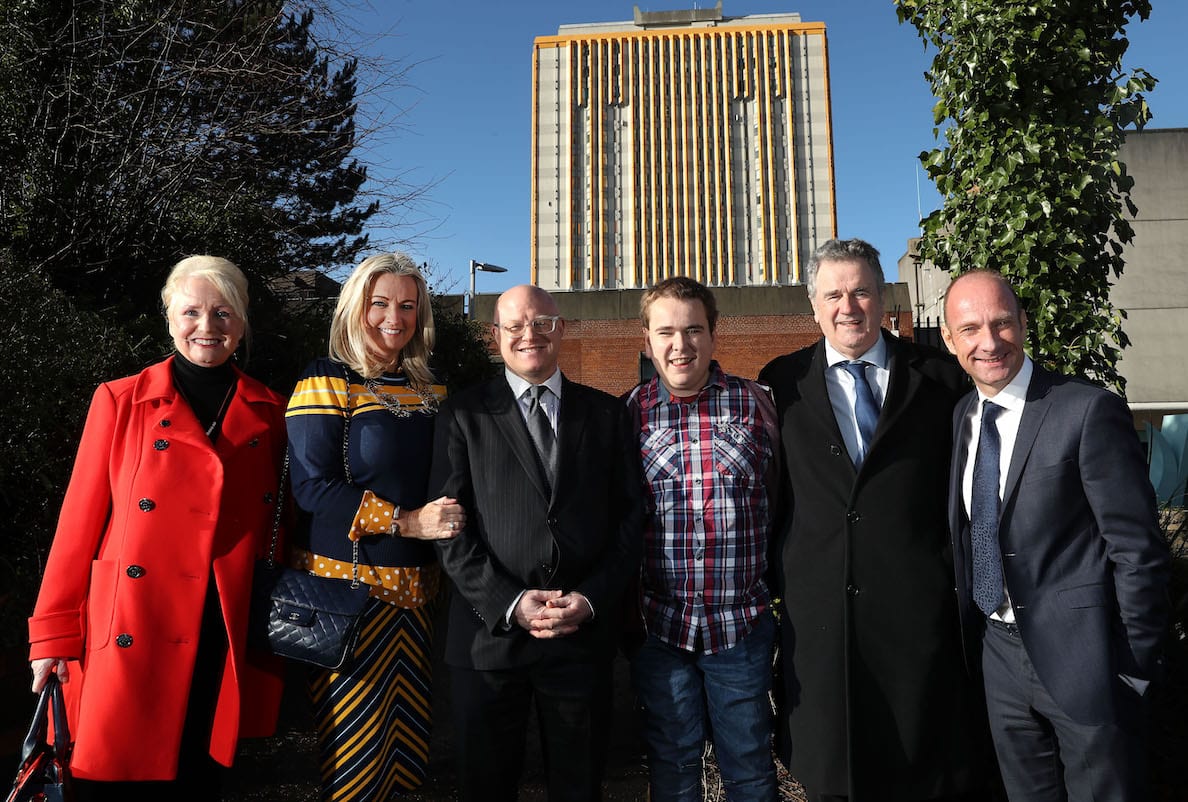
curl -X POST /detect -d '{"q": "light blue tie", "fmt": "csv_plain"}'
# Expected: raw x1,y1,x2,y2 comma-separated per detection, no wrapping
971,400,1005,616
841,361,879,467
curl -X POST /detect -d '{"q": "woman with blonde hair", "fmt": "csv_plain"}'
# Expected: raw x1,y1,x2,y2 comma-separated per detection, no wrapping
286,252,465,799
28,255,286,801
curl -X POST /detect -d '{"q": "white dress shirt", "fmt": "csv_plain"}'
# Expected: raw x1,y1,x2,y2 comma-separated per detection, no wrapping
959,357,1033,623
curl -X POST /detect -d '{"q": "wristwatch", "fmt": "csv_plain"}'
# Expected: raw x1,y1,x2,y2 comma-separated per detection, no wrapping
388,506,402,537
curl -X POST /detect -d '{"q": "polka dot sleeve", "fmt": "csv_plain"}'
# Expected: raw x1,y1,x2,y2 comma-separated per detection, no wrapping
348,489,398,541
291,549,440,608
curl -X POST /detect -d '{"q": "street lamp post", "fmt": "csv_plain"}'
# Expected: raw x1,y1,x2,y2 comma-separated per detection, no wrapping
469,259,509,320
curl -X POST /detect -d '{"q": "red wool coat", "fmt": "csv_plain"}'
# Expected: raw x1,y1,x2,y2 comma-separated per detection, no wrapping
27,357,286,781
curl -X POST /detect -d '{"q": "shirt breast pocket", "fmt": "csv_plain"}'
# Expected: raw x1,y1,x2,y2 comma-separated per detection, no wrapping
713,422,766,479
641,426,681,484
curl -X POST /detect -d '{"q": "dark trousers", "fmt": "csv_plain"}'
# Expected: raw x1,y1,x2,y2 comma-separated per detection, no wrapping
981,618,1148,802
451,657,611,802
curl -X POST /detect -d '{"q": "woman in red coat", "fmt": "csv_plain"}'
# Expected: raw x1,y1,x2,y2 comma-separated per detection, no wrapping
27,255,287,801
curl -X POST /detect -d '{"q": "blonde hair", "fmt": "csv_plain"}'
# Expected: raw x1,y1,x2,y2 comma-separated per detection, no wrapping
160,255,251,354
329,252,436,386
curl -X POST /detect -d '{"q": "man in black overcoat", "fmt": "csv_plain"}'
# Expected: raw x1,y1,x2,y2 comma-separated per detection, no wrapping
758,239,987,801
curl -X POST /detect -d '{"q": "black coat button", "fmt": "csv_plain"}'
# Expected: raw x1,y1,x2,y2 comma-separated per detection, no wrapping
248,438,260,448
263,492,274,504
829,444,843,457
160,419,171,428
847,511,861,524
138,498,155,512
846,584,861,597
116,634,133,647
153,439,169,451
126,565,145,578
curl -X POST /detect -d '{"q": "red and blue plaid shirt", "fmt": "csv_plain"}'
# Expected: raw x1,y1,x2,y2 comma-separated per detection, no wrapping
627,364,776,654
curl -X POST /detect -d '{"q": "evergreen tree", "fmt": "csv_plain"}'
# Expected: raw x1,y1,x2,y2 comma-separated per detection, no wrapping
0,0,379,379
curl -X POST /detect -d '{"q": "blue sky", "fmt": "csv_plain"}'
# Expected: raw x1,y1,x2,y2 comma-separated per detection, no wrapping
344,1,1187,291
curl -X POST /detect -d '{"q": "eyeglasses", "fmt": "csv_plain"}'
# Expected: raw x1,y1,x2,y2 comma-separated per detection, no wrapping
499,315,561,337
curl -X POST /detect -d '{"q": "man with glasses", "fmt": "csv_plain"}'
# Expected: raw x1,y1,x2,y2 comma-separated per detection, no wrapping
430,284,644,802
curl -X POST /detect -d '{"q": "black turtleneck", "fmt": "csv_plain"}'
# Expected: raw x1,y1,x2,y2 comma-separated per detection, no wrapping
171,355,237,440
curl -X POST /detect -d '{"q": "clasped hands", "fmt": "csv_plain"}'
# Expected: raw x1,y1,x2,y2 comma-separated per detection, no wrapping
513,589,592,638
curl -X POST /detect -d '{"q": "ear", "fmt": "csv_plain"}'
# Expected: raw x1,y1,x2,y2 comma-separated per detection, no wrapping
940,323,957,355
642,327,654,360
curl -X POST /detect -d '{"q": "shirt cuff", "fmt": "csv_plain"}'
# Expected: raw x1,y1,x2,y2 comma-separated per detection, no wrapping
504,590,527,630
349,490,398,541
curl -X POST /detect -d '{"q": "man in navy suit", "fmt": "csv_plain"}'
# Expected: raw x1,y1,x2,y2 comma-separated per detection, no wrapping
941,269,1169,801
430,284,643,802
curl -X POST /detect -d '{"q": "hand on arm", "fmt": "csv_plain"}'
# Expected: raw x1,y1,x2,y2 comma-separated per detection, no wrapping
395,496,466,541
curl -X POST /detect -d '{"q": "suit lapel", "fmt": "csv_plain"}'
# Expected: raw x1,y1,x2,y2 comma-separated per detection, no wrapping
949,391,977,531
1002,367,1054,508
873,333,922,451
554,377,589,501
801,340,849,445
485,379,551,501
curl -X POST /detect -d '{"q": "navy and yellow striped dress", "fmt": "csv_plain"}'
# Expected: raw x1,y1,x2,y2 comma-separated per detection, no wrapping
287,357,446,800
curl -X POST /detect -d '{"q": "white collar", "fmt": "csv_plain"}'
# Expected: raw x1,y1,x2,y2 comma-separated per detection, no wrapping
976,357,1032,414
824,334,888,370
505,367,563,400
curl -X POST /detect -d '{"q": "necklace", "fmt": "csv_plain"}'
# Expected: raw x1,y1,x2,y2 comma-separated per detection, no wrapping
205,384,236,436
363,377,439,418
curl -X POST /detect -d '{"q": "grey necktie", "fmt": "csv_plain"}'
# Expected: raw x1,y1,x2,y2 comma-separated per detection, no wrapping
841,361,879,466
525,385,557,486
971,400,1006,617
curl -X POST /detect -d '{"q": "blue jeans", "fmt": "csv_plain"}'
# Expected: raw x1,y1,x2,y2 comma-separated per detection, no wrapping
631,611,778,802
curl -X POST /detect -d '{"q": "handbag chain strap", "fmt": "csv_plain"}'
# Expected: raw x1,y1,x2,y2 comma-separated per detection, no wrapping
264,362,361,588
341,363,361,587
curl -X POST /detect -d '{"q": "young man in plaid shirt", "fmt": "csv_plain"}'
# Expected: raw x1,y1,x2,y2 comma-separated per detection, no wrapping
626,277,780,802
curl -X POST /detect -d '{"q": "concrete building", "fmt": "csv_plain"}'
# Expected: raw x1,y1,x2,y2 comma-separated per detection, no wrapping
900,128,1188,412
1113,128,1188,411
531,2,836,291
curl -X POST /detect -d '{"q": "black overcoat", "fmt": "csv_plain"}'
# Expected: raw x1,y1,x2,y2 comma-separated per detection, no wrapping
759,332,984,800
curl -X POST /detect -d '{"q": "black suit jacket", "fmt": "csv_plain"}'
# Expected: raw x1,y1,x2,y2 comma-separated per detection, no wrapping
429,374,644,671
760,331,982,799
948,364,1170,725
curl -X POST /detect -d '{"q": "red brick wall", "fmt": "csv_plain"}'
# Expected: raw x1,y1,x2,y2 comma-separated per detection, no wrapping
558,314,824,397
484,313,914,397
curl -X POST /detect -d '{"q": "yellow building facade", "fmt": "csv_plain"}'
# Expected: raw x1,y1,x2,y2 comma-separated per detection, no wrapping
532,5,837,290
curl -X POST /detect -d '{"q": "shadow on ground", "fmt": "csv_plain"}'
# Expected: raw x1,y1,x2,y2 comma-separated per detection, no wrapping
225,654,652,802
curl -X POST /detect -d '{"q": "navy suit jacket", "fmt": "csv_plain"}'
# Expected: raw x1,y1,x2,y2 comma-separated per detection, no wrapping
429,374,643,671
948,365,1169,725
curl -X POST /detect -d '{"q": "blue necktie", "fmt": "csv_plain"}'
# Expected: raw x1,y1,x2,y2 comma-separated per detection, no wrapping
971,400,1005,616
841,361,879,466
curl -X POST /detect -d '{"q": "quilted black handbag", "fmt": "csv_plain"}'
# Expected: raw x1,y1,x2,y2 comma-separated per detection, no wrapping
250,549,369,671
249,381,371,671
6,674,73,802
